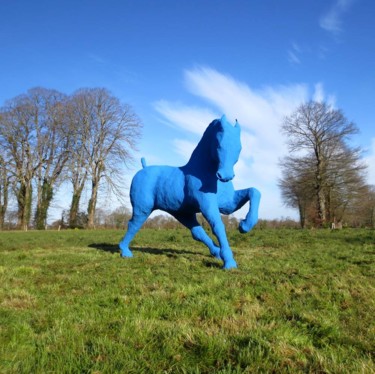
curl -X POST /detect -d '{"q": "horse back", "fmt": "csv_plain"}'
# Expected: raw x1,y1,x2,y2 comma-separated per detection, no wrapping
130,165,186,212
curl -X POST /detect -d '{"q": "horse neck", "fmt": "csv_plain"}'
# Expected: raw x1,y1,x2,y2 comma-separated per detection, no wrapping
184,131,217,175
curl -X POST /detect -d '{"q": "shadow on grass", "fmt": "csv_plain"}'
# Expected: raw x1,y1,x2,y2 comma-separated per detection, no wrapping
202,260,222,268
89,243,201,257
89,243,222,268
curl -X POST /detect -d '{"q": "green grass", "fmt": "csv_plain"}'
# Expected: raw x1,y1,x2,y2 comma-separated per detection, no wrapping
0,228,374,373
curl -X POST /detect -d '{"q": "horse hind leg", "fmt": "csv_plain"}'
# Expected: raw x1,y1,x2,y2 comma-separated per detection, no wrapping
173,213,222,260
119,206,152,257
192,226,221,260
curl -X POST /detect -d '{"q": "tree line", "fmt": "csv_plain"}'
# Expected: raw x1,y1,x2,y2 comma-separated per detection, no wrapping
0,87,142,230
1,90,373,231
52,208,299,231
279,101,374,228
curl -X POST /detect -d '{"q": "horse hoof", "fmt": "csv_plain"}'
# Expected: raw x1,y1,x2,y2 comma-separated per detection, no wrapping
239,219,257,233
120,250,133,258
239,220,249,233
119,243,133,258
211,247,222,260
222,259,237,270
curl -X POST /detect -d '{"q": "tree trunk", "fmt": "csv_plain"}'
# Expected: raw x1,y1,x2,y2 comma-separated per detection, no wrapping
16,181,32,231
298,201,305,229
0,204,6,230
69,183,86,228
316,186,326,226
0,157,7,229
35,179,54,230
0,180,8,231
326,186,333,224
315,156,326,226
69,193,80,228
87,180,99,229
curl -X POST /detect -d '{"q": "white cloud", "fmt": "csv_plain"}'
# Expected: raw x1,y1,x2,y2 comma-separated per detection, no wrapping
319,0,354,36
183,67,307,142
172,139,196,161
154,100,218,135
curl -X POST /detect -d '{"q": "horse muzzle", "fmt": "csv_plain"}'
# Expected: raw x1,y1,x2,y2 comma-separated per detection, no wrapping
216,171,234,182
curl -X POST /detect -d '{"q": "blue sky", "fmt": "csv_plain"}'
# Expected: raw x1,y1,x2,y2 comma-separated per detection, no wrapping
1,0,374,221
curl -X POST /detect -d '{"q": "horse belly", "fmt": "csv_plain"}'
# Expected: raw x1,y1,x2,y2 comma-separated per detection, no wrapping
154,168,185,212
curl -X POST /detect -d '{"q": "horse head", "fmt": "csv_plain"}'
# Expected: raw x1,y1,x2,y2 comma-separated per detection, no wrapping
212,115,242,182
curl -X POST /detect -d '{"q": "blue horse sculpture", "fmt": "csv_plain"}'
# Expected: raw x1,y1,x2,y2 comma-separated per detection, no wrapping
119,115,261,269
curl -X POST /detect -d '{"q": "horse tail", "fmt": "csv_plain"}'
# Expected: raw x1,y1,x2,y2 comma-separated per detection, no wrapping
141,157,147,168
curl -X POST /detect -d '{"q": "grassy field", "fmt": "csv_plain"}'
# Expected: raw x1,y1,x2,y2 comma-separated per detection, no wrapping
0,228,374,373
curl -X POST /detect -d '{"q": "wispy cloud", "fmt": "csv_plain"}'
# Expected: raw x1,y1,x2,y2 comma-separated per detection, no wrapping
88,53,107,64
313,82,337,107
318,44,330,60
288,43,302,64
86,53,140,85
172,139,196,159
154,67,323,219
154,101,218,135
313,82,325,102
319,0,354,36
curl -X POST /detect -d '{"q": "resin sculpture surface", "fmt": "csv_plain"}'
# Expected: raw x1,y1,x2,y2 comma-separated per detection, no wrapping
119,115,261,269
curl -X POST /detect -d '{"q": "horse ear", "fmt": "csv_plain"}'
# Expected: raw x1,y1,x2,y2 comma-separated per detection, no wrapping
220,114,228,126
235,119,241,130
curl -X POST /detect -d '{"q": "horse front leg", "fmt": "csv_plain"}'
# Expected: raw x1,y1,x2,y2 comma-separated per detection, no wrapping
238,187,261,233
201,201,237,269
220,187,261,234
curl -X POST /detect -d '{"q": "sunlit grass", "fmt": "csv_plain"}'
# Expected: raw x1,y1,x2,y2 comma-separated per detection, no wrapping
1,228,374,373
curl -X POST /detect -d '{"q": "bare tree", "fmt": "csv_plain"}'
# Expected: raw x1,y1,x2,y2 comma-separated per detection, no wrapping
68,88,142,229
360,185,375,228
0,87,142,230
0,88,71,230
323,142,367,223
27,88,71,230
278,155,316,228
105,205,131,228
65,94,89,228
0,94,39,230
280,101,366,226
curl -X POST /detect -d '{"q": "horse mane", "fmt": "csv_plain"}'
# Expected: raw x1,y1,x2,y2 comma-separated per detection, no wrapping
184,119,219,167
197,119,222,148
